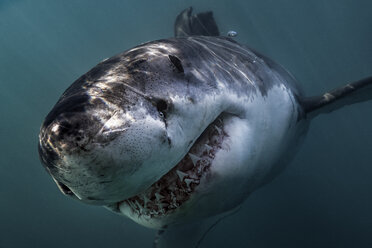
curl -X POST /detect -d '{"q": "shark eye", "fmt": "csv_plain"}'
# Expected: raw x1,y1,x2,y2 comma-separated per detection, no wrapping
156,99,168,113
156,99,169,119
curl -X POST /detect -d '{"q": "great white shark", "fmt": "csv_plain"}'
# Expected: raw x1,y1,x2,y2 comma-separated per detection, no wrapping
38,7,372,247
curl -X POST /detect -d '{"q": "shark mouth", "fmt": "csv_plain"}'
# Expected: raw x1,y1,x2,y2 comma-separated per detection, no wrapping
113,115,229,218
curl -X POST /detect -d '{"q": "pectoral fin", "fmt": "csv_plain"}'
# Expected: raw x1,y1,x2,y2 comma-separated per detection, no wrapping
301,76,372,119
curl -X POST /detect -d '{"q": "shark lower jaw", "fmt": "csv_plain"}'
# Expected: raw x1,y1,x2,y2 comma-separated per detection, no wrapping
111,113,230,220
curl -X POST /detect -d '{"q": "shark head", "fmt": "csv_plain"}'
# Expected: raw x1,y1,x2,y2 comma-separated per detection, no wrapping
38,40,227,206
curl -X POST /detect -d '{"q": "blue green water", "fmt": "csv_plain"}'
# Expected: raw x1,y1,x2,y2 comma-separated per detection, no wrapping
1,0,372,247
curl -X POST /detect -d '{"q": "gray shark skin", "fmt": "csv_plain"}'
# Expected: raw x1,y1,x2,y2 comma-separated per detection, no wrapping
38,7,372,247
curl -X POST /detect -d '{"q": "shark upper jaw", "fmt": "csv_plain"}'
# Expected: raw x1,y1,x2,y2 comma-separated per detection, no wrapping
39,82,231,208
108,113,230,219
45,111,228,211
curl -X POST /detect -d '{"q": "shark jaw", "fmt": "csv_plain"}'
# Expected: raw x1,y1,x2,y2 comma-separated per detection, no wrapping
108,113,231,225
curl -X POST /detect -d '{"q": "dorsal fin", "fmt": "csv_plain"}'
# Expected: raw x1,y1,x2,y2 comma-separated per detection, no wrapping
174,7,220,37
301,76,372,119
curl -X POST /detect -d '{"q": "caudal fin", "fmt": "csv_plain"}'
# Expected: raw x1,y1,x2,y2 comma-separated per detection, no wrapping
174,7,220,37
301,76,372,119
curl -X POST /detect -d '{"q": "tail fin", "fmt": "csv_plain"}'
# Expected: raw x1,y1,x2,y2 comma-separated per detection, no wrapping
174,7,220,37
301,76,372,119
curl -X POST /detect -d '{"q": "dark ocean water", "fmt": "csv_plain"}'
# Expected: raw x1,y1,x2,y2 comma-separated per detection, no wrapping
1,0,372,247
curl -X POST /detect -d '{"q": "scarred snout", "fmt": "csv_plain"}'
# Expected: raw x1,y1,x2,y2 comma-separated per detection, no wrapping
38,88,173,205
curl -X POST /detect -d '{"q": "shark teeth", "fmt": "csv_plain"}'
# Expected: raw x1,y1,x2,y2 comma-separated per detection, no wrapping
204,144,213,153
214,125,222,135
122,114,228,218
155,193,164,201
188,152,201,166
134,200,144,214
169,192,179,209
127,200,136,210
170,192,176,201
143,195,150,206
176,170,188,181
184,179,192,187
184,178,199,189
